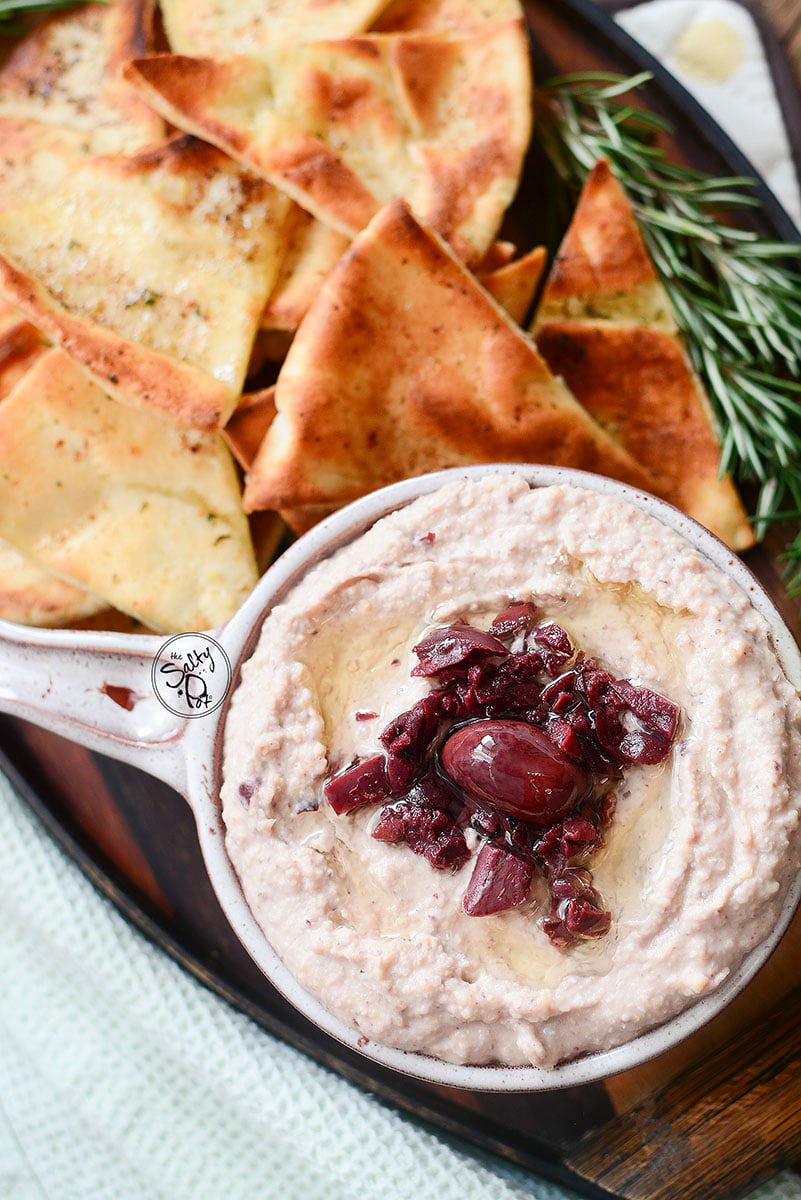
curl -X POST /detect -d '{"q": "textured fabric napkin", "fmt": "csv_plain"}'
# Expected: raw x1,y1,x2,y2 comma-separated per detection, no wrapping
3,4,801,1198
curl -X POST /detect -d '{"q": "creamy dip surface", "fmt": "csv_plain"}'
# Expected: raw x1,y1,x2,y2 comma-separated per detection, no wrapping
221,474,801,1067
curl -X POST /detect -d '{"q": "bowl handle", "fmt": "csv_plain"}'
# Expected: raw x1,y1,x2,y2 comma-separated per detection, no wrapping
0,619,189,794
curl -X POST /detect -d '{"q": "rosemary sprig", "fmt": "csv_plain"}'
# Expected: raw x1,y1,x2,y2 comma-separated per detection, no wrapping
535,72,801,594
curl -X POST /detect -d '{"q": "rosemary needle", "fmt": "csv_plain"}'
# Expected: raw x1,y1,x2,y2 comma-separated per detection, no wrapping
535,73,801,592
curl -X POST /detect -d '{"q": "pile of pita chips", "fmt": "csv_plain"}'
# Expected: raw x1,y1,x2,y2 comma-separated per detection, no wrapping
532,160,753,551
227,236,547,470
0,136,292,429
0,349,257,632
124,18,531,267
243,200,659,529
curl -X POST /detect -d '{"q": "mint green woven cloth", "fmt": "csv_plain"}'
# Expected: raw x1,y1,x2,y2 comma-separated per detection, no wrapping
2,771,801,1200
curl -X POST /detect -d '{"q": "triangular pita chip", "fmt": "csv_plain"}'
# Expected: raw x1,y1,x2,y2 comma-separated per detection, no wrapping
0,136,293,429
374,0,523,33
124,20,532,264
536,159,675,330
224,387,277,471
161,0,391,56
243,200,660,518
0,0,163,151
476,240,518,271
533,161,753,551
0,349,257,632
261,207,349,332
480,245,546,326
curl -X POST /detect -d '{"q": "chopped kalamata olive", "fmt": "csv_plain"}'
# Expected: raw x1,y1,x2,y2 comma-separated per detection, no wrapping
618,728,672,765
463,843,534,916
532,622,573,656
564,898,612,938
411,622,509,676
380,696,441,790
324,755,390,815
373,799,469,870
488,601,538,639
612,679,679,739
441,720,590,824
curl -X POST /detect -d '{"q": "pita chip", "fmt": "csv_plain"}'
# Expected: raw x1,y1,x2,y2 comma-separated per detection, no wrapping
124,20,532,264
224,386,277,471
536,158,675,330
244,200,660,521
0,541,104,626
0,136,293,429
0,0,163,151
374,0,523,33
0,119,98,214
262,207,350,332
0,301,102,624
161,0,391,57
480,245,546,326
0,299,47,398
533,160,753,551
0,349,257,632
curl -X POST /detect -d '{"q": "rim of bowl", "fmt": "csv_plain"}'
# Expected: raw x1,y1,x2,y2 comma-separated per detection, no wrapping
205,464,801,1092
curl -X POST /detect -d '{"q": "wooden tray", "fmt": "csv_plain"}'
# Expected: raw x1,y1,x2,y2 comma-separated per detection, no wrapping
4,3,801,1197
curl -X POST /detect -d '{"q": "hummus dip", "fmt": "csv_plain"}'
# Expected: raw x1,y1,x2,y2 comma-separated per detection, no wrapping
221,473,801,1067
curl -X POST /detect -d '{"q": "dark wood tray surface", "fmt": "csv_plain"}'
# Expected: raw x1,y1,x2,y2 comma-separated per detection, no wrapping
5,2,801,1198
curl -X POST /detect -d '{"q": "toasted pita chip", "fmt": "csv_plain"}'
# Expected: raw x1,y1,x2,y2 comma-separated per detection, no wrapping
480,245,546,326
0,136,293,429
250,509,287,574
0,1,162,150
0,349,257,632
124,20,532,264
0,299,47,398
262,208,349,332
161,0,390,56
533,161,752,551
374,0,522,33
534,323,753,550
244,201,660,517
536,159,675,330
0,541,104,626
279,504,342,536
0,300,103,624
224,387,277,470
476,240,517,271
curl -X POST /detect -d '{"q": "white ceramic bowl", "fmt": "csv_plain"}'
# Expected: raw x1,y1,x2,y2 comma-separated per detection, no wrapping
2,463,800,1091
